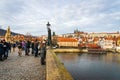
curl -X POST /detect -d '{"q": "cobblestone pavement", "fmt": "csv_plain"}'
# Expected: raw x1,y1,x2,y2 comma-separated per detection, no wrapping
0,49,46,80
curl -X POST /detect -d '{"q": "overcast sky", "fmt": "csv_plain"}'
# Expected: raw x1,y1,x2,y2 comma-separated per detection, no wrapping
0,0,120,36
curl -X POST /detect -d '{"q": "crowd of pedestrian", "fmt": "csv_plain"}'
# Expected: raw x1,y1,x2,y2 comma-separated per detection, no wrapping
0,39,47,65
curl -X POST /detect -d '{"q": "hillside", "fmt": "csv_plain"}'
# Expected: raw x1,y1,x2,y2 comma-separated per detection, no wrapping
0,28,20,36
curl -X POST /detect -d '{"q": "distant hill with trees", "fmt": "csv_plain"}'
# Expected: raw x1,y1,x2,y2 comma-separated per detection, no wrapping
0,28,20,36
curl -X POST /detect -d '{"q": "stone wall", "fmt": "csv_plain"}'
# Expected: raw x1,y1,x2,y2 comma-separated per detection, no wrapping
53,48,88,53
46,49,73,80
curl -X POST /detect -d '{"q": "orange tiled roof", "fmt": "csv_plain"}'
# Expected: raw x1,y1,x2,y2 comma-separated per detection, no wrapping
105,37,113,40
79,43,101,48
117,36,120,40
93,37,99,42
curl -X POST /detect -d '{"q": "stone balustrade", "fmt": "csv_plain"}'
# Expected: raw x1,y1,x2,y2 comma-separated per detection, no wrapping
46,48,73,80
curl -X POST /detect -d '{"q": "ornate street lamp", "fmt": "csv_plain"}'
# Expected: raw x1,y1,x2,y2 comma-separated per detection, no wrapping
46,22,51,46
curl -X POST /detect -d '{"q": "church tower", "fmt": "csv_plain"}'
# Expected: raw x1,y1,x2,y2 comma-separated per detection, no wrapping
5,26,11,42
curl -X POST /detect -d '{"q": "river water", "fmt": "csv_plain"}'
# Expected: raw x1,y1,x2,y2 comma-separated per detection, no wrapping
57,53,120,80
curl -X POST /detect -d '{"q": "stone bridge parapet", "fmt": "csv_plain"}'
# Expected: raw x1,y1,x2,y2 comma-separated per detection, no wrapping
46,47,73,80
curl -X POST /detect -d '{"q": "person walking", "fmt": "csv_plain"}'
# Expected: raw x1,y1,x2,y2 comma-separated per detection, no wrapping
8,42,11,53
34,39,39,57
12,41,16,52
25,40,31,56
18,40,22,57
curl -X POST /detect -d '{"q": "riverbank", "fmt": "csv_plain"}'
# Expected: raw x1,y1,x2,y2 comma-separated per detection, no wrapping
53,48,87,53
53,48,120,53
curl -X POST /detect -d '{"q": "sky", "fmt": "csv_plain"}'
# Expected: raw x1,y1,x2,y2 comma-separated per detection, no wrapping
0,0,120,36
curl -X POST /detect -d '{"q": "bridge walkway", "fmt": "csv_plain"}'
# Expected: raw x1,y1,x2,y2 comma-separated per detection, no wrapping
0,49,45,80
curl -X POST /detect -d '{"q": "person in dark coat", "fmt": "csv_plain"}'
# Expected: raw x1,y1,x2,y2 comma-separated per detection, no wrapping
8,42,11,53
31,41,34,55
0,40,4,61
40,40,46,65
12,41,16,52
25,40,31,56
3,40,9,59
34,40,39,57
18,40,22,56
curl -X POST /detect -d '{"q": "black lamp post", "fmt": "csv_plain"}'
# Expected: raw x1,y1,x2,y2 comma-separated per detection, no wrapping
46,22,51,46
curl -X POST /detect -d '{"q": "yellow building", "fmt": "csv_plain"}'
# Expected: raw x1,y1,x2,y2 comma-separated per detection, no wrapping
57,37,78,47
